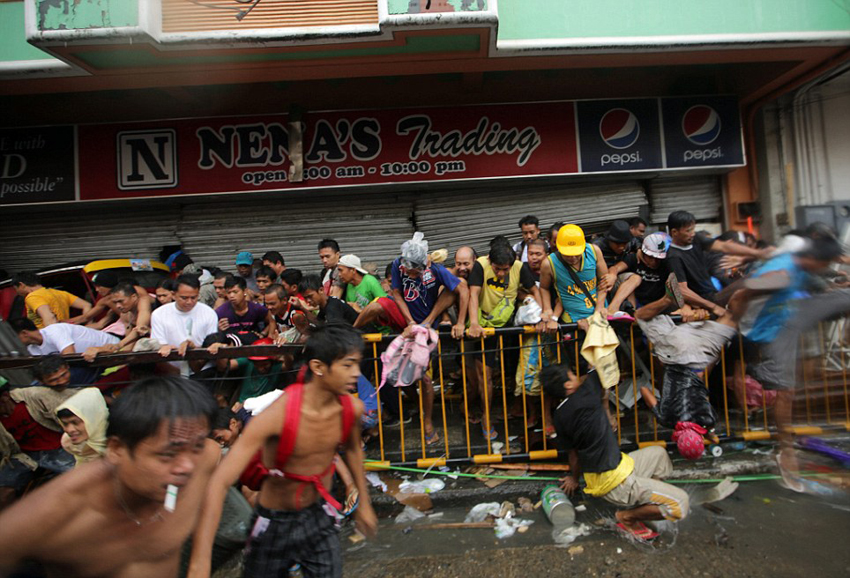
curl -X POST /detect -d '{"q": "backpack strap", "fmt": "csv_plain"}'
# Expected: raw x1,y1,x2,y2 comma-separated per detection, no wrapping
339,394,355,447
275,381,304,469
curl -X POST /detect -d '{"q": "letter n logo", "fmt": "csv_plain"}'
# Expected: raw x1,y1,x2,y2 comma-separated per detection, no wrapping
117,130,178,190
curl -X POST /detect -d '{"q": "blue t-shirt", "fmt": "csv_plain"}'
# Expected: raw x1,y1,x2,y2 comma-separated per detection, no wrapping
747,253,808,343
390,258,461,324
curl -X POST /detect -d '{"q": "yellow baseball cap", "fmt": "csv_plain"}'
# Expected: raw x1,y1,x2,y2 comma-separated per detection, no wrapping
556,224,586,256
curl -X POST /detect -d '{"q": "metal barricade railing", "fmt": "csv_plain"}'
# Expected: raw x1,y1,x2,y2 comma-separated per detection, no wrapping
2,317,850,469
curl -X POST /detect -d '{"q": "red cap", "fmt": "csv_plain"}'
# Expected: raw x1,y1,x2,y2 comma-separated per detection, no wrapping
248,337,275,361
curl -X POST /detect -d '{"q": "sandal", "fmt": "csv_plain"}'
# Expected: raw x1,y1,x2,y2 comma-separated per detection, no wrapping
341,488,359,517
481,424,497,441
616,521,658,541
665,273,685,310
425,429,441,446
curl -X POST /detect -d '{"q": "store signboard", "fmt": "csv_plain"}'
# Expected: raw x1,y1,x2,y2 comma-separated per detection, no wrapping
3,96,745,205
0,126,76,205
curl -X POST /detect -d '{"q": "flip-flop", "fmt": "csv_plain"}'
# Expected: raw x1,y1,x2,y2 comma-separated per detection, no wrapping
341,488,360,517
425,430,441,446
616,521,659,541
665,273,685,309
481,424,498,441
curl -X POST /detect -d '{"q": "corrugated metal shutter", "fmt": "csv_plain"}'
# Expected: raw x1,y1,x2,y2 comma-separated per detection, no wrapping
648,176,722,225
177,194,415,274
0,204,181,273
415,181,648,257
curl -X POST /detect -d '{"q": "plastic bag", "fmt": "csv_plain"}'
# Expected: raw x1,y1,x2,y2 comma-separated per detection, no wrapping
464,502,501,523
514,296,543,326
394,505,426,524
399,479,445,494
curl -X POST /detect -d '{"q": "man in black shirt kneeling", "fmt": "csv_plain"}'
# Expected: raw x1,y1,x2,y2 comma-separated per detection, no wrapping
541,364,689,541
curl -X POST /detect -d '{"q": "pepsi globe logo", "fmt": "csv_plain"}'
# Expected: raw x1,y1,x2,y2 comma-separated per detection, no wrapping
599,109,640,149
682,105,721,146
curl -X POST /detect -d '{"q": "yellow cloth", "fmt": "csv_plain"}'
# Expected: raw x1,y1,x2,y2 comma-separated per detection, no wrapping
580,311,620,389
56,388,109,465
25,288,78,328
583,452,635,496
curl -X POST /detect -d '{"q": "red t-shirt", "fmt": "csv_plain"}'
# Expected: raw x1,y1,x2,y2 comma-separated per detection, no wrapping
1,402,62,452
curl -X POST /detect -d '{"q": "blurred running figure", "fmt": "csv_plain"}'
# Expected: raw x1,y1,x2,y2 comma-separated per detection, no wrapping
739,235,844,491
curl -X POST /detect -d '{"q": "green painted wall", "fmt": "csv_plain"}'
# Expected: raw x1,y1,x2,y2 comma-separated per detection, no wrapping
0,2,53,62
499,0,850,41
389,0,487,15
37,0,137,31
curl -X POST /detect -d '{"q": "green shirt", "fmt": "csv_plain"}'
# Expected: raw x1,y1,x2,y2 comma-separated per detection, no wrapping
235,357,284,403
344,274,386,310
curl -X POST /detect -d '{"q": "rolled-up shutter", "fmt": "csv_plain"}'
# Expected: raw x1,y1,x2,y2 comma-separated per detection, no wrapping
177,193,414,274
0,204,181,273
648,175,722,225
415,181,648,257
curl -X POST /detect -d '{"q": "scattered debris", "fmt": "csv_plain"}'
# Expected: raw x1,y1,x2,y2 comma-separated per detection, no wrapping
399,479,445,494
568,545,584,556
395,505,427,525
616,547,623,554
702,503,724,515
348,532,365,544
365,472,387,492
465,503,501,523
383,479,433,512
492,441,504,454
499,501,516,518
552,523,592,546
518,497,534,513
517,525,530,534
533,500,542,510
575,504,587,512
411,522,495,530
494,514,534,539
702,477,739,504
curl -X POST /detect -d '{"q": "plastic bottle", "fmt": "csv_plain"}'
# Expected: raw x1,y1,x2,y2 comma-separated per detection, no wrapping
541,485,575,527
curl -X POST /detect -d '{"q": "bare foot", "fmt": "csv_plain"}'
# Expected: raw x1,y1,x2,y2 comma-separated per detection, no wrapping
640,386,658,408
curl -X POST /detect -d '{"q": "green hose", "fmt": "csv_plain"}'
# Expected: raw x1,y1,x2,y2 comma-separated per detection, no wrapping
366,462,832,484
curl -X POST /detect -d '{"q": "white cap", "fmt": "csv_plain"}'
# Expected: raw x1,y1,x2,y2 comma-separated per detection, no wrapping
338,254,367,275
642,232,670,259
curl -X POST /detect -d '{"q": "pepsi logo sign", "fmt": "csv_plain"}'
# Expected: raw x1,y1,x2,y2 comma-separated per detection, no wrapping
682,105,721,146
599,109,640,150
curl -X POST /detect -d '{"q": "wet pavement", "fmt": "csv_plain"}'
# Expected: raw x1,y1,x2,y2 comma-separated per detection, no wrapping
343,479,850,578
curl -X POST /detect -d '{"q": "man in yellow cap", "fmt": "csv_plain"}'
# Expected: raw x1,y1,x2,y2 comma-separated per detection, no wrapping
540,224,609,335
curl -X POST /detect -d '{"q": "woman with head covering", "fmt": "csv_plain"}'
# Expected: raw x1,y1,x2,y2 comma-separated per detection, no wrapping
55,388,109,466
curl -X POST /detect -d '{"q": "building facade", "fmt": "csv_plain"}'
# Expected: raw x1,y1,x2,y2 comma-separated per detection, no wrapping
1,0,848,272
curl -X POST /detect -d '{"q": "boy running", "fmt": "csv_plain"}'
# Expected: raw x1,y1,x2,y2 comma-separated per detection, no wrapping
188,325,377,578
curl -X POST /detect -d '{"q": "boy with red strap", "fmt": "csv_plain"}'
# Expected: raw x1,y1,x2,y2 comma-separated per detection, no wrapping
188,325,377,578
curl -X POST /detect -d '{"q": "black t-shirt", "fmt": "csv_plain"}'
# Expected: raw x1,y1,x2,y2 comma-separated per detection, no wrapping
552,372,621,474
593,237,627,267
522,262,540,284
622,253,670,305
468,261,537,289
318,297,358,325
667,233,716,300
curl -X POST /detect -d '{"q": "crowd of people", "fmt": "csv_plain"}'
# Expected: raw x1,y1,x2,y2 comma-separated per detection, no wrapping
1,210,847,574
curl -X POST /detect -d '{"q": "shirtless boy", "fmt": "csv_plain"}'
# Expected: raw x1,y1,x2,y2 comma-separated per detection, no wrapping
188,324,377,578
0,376,219,577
